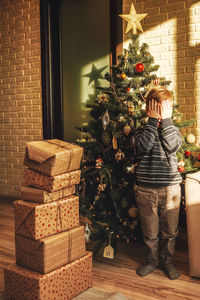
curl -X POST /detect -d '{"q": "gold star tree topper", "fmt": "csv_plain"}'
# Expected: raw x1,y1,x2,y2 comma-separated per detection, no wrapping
119,3,147,34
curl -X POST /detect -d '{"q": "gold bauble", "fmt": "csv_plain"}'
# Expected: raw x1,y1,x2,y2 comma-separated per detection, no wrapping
124,125,131,136
128,207,138,218
186,133,196,144
120,72,127,80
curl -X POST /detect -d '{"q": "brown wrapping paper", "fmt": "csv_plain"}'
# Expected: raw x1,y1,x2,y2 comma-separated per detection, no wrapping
185,171,200,278
14,195,79,240
4,252,92,300
21,185,76,204
24,139,83,176
15,226,86,274
23,168,81,192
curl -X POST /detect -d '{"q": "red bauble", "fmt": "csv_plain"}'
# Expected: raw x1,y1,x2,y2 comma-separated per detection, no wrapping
120,72,126,79
135,63,144,72
178,166,185,172
198,154,200,162
184,150,191,157
126,87,131,92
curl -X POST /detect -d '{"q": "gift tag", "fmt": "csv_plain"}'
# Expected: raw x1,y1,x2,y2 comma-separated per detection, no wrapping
103,244,114,259
103,234,114,259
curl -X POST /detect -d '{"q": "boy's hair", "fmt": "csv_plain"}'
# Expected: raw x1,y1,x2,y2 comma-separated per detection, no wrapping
146,86,173,106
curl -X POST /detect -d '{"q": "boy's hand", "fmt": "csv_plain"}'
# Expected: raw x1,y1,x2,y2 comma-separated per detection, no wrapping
161,100,172,119
146,99,161,120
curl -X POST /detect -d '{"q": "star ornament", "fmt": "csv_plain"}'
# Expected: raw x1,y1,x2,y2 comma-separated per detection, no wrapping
119,4,147,34
83,64,107,85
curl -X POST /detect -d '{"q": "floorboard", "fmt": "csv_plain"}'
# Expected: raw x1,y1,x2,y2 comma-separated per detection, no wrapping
0,199,199,299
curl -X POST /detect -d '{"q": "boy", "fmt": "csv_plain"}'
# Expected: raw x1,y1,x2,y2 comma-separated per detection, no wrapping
133,86,182,280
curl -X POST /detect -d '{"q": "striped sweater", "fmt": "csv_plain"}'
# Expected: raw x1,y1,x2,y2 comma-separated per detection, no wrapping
133,117,182,187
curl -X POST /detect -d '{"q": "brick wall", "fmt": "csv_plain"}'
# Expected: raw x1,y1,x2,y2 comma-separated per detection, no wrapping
123,0,200,144
1,0,200,199
0,0,43,199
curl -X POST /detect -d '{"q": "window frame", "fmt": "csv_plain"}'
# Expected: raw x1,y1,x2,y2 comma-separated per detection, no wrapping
40,0,122,139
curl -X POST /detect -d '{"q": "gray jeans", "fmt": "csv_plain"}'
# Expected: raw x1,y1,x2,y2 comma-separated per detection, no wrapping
136,184,181,265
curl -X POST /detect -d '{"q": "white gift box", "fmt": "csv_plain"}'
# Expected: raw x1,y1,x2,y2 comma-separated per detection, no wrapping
185,171,200,278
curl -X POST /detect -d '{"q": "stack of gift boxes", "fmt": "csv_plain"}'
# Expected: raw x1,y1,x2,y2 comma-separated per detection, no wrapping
4,139,92,300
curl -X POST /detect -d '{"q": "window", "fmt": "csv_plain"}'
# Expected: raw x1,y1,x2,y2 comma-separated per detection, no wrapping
40,0,122,140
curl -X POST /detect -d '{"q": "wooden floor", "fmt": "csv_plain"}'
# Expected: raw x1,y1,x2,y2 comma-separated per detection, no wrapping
0,199,200,300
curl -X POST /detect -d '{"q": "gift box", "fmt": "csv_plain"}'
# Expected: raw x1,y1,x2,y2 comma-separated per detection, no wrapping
14,195,79,240
23,168,81,192
24,139,83,176
4,252,92,300
185,171,200,278
21,185,76,204
15,226,86,273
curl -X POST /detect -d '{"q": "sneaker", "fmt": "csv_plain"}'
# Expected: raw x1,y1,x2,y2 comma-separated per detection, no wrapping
136,263,157,277
163,263,180,280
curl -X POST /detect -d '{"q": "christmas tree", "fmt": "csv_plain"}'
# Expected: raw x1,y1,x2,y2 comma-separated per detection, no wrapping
76,33,200,255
